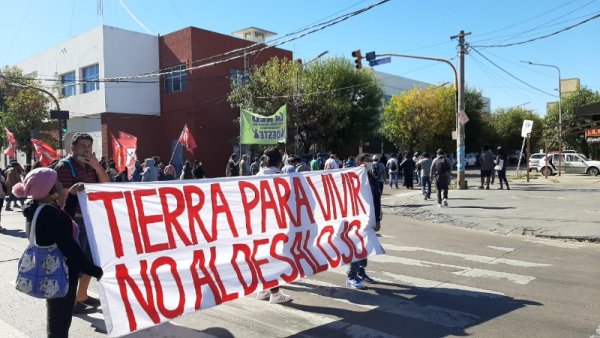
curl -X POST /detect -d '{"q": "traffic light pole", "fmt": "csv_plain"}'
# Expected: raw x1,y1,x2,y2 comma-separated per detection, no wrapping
373,51,467,189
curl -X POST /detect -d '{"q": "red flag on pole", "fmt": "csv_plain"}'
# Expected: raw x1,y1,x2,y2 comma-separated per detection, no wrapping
31,138,58,166
111,133,126,172
177,124,197,153
118,131,138,180
3,128,18,158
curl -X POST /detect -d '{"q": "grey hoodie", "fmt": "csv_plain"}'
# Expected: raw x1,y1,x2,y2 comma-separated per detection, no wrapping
141,158,159,182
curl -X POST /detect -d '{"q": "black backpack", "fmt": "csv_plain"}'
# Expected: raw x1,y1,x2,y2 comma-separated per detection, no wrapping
435,157,451,174
390,160,397,171
370,163,381,181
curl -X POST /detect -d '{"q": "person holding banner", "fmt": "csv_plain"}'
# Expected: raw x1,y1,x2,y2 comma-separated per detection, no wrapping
14,168,103,337
56,133,109,314
346,153,382,289
255,147,293,304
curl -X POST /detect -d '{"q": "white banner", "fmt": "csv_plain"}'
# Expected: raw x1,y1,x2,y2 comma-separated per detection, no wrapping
78,167,384,337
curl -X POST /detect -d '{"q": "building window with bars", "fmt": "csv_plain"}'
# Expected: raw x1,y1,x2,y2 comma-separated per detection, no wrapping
164,64,188,93
61,71,76,97
81,64,99,93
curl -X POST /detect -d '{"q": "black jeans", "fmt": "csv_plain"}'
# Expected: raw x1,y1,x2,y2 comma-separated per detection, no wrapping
435,177,449,203
347,259,368,279
497,170,509,188
47,275,78,337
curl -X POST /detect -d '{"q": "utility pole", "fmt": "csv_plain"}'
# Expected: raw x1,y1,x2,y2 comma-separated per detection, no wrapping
451,30,470,189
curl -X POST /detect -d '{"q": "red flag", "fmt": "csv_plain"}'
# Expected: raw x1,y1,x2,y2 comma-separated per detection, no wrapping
118,131,138,180
111,133,126,172
177,124,197,153
3,128,18,158
31,138,58,166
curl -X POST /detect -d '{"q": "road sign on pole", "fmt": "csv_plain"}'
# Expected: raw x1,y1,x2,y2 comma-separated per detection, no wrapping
368,57,391,67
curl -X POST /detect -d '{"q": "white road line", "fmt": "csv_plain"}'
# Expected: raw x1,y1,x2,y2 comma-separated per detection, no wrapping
526,239,586,249
369,254,538,285
0,318,29,337
382,244,551,267
487,246,515,252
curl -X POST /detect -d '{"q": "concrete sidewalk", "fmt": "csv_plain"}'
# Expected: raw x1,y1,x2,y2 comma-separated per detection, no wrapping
381,172,600,242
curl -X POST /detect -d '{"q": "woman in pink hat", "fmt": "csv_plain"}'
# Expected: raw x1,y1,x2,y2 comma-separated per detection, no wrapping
13,168,103,338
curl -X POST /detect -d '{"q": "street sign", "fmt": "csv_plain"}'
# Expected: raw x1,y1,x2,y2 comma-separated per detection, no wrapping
368,57,391,67
521,119,533,137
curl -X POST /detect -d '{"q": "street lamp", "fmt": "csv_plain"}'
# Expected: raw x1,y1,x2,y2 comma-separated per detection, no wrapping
521,61,562,176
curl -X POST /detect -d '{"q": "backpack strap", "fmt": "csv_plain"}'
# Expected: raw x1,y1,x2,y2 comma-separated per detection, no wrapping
28,204,47,247
59,158,77,178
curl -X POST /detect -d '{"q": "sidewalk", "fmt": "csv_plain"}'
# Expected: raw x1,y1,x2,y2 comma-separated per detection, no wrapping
381,172,600,242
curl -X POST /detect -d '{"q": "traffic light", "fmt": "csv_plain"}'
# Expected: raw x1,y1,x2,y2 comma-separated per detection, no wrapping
61,120,67,133
351,49,363,69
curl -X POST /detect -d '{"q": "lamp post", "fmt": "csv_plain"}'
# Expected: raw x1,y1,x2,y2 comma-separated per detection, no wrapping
521,61,562,176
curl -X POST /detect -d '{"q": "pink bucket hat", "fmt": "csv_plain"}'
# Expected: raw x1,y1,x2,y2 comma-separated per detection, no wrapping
12,167,58,199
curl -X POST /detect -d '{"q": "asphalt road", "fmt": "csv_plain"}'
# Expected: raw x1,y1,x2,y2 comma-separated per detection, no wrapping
0,172,598,338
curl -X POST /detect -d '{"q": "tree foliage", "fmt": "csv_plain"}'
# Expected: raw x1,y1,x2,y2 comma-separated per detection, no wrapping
482,107,544,152
380,86,485,154
0,66,53,159
228,57,383,155
543,86,600,155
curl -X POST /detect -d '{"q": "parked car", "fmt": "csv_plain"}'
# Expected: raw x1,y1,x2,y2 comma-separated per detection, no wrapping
508,150,526,164
465,153,478,167
528,153,546,171
537,153,600,176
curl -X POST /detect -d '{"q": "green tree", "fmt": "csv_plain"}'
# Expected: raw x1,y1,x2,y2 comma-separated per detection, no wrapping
544,86,600,156
228,57,383,155
380,86,485,154
483,107,544,153
0,66,52,162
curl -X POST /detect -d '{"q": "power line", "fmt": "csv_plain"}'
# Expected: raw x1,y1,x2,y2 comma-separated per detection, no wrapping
469,46,556,97
472,11,600,48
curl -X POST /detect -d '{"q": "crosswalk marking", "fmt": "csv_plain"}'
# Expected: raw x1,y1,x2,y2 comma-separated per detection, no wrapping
382,244,551,267
526,239,586,249
369,254,538,285
487,246,515,252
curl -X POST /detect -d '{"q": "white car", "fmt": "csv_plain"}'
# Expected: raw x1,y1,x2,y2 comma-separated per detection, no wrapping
537,153,600,176
528,153,546,171
465,153,478,167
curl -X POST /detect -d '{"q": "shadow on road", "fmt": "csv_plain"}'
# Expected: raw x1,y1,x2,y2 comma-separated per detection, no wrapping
0,229,27,239
286,280,541,338
457,206,516,210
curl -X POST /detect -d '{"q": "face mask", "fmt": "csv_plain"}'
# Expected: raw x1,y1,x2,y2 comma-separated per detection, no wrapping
363,162,374,172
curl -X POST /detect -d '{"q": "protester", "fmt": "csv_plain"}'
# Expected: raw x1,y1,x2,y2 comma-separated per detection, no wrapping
255,147,293,304
250,157,261,175
55,132,109,313
399,152,416,189
372,155,385,194
14,168,103,337
386,154,399,189
5,160,23,210
164,161,176,180
416,152,433,200
180,161,193,179
141,158,159,182
344,156,357,168
193,160,205,179
131,160,143,182
281,156,297,173
240,154,251,176
310,154,320,171
324,154,339,169
430,148,452,207
296,157,311,172
225,153,239,177
479,145,495,190
346,152,381,289
495,146,510,190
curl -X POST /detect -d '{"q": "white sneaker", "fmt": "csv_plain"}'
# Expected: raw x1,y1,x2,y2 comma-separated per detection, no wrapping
437,203,442,208
256,290,271,300
269,291,292,304
443,199,448,207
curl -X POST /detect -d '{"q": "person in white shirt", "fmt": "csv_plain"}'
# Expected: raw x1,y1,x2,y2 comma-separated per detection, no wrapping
386,154,399,189
324,154,339,170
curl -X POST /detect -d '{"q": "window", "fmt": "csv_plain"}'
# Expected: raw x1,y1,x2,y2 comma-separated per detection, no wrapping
81,64,99,93
164,64,187,93
61,71,76,97
229,68,245,85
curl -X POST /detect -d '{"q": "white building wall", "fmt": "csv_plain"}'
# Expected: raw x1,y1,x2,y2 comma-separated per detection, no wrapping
375,71,431,97
103,26,160,115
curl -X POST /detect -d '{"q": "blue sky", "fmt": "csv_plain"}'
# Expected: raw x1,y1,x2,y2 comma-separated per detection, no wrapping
1,0,599,115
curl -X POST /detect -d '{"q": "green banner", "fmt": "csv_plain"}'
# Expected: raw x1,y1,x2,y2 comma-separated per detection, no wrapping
240,105,287,144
